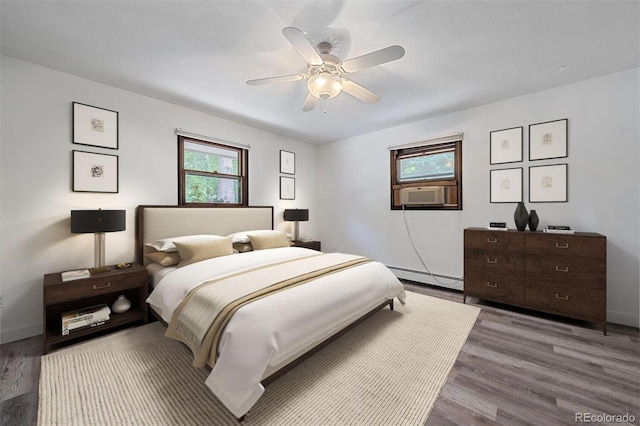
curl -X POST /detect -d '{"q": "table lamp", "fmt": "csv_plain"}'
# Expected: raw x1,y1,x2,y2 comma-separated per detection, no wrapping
71,209,126,273
283,208,309,242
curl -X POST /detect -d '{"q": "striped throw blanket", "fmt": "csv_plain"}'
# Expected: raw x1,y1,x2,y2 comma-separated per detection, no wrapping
165,253,372,368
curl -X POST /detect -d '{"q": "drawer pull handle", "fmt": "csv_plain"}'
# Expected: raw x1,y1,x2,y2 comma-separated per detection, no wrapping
486,282,498,288
555,293,569,301
555,266,569,273
92,283,111,290
555,243,569,249
487,258,498,264
487,238,498,243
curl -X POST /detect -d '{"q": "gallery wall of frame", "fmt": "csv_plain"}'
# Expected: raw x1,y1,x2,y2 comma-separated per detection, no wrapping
279,150,296,200
71,102,120,193
489,118,568,204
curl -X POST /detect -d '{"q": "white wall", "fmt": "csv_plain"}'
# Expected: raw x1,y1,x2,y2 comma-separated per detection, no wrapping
0,56,318,343
317,68,640,327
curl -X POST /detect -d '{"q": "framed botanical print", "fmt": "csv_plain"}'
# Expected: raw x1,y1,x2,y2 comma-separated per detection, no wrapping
529,119,567,161
529,164,567,202
490,126,523,164
280,176,295,200
490,167,523,203
72,150,119,193
73,102,119,149
280,150,295,175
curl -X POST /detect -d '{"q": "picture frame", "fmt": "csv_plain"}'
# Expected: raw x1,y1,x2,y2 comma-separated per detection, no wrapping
73,102,119,150
529,163,567,203
280,150,295,175
490,167,523,203
490,126,523,164
529,118,567,161
280,176,295,200
72,150,119,193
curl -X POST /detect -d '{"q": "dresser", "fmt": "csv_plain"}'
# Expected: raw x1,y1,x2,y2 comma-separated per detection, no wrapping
463,228,607,334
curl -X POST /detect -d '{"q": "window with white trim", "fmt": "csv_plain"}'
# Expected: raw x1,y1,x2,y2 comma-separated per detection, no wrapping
178,136,248,205
390,140,462,210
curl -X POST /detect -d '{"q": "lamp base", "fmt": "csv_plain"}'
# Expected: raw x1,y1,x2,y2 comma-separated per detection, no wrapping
89,266,110,274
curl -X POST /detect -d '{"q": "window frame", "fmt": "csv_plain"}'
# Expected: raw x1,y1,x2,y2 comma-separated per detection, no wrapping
178,135,249,206
390,140,462,210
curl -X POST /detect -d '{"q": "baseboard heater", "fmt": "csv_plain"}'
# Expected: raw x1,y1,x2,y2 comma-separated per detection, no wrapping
387,265,461,281
387,265,463,291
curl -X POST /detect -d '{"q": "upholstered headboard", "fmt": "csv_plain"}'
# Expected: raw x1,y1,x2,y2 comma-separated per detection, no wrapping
136,205,274,264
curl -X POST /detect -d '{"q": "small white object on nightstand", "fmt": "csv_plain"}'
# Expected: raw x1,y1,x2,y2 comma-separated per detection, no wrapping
112,295,131,314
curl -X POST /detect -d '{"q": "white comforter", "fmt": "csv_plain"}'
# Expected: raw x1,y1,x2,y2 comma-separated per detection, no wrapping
146,247,406,417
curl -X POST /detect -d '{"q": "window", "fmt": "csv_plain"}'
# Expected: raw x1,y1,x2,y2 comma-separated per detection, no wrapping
390,140,462,210
178,136,248,205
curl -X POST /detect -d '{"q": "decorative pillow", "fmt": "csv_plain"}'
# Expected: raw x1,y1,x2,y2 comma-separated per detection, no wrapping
174,237,234,267
145,235,225,252
144,251,181,266
233,242,254,253
248,231,290,250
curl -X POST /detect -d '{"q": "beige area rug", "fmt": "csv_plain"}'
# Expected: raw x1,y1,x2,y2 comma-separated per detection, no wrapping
38,291,480,426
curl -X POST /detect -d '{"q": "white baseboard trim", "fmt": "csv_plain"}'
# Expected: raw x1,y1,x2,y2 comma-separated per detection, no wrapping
388,265,464,291
607,311,639,328
1,322,41,345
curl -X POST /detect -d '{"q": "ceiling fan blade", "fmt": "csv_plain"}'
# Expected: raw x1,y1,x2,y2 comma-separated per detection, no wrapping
246,74,305,86
302,92,318,111
283,27,323,66
341,79,380,103
340,45,405,73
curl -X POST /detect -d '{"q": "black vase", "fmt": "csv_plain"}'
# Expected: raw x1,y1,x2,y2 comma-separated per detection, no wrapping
514,202,528,232
528,210,539,232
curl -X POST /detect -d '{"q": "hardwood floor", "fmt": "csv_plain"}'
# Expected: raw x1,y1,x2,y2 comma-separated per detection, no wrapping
1,283,638,426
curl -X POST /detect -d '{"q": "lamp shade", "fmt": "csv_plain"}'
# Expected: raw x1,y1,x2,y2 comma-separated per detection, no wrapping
284,209,309,222
71,210,126,233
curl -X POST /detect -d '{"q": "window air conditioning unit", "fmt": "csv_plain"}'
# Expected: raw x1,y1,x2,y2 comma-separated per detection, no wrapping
399,186,445,205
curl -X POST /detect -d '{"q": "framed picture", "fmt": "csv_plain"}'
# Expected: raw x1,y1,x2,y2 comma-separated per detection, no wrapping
529,118,567,161
280,176,295,200
490,126,523,164
73,102,119,149
490,167,522,203
280,150,295,175
72,150,119,193
529,163,567,203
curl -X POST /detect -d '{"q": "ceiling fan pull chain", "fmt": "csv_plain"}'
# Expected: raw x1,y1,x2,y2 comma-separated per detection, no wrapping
321,98,327,114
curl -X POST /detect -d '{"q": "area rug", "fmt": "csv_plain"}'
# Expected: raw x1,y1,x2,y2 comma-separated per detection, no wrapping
38,291,480,426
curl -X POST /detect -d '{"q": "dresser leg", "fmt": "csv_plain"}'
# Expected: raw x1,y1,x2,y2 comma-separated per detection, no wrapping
603,322,607,336
463,294,466,304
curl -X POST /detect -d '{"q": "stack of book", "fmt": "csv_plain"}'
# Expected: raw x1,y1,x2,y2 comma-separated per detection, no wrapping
486,222,508,231
543,225,574,234
61,303,111,335
61,269,90,281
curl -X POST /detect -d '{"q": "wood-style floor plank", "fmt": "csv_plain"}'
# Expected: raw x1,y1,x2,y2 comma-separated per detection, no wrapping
1,282,638,426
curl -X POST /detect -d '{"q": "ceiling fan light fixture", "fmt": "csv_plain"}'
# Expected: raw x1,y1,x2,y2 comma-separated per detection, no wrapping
307,72,342,99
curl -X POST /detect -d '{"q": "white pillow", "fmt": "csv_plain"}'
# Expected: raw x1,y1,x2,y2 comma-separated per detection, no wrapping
227,229,280,243
145,234,225,252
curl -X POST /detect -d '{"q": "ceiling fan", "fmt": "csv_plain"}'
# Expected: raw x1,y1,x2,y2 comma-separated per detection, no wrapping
247,27,405,112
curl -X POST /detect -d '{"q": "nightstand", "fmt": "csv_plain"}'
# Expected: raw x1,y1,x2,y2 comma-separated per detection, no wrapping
292,240,321,251
43,263,148,354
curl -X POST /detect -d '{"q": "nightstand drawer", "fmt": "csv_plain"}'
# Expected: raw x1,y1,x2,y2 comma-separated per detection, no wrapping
45,270,146,304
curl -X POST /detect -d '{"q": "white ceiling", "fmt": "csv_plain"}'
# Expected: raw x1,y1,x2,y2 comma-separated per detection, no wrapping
1,1,638,144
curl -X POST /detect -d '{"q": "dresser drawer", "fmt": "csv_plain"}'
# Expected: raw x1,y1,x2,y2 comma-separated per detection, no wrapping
465,276,524,304
465,230,524,250
525,233,606,258
45,270,147,304
525,255,605,289
525,281,605,320
465,248,524,276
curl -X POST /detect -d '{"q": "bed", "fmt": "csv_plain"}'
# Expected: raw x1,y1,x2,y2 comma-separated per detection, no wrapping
136,205,406,419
